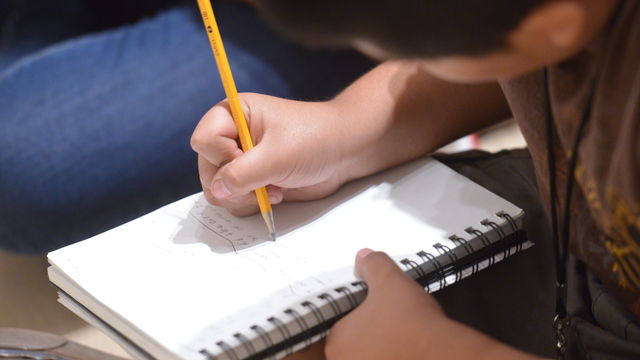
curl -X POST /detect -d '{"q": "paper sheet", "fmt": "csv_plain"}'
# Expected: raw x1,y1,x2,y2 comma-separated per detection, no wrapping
48,158,521,360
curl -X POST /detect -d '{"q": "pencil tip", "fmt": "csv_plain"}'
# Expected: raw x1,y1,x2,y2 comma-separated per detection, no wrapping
262,211,277,242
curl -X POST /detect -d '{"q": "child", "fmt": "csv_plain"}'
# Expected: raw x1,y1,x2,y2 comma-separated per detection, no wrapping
191,0,639,358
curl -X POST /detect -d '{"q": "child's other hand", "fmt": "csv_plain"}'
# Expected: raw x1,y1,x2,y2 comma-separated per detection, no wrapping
318,249,543,360
191,93,352,216
324,249,445,359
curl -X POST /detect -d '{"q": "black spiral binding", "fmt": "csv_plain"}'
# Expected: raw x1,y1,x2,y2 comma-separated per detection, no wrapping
216,341,240,360
284,309,311,348
335,286,358,309
200,349,216,359
465,227,495,266
407,211,526,292
449,235,477,275
200,211,526,360
301,301,326,339
249,325,274,360
318,292,342,317
267,316,292,357
400,258,427,279
434,243,461,282
235,333,256,358
351,281,368,291
497,211,522,252
481,218,510,258
417,250,446,290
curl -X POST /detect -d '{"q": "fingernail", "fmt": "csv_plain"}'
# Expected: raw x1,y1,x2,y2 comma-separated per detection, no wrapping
356,248,374,260
267,187,283,204
212,179,232,199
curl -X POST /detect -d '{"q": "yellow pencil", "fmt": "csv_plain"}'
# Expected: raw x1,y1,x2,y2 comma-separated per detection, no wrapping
195,0,276,241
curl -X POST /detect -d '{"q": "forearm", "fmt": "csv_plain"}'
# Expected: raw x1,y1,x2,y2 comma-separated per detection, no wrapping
417,317,546,360
329,60,510,183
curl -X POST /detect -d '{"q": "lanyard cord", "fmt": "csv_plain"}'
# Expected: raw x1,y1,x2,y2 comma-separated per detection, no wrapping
544,68,597,357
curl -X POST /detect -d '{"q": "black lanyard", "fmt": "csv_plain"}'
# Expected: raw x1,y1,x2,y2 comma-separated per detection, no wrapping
543,68,598,358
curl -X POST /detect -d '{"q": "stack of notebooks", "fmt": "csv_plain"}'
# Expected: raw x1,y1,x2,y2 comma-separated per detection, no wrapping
48,157,531,360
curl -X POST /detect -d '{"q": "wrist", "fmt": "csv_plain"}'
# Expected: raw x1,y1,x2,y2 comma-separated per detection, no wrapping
321,98,395,184
316,98,370,185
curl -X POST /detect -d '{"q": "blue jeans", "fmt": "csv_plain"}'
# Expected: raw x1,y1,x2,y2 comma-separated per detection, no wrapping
0,1,372,253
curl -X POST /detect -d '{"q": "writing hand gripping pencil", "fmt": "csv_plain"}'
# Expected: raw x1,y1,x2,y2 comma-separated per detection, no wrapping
191,93,351,217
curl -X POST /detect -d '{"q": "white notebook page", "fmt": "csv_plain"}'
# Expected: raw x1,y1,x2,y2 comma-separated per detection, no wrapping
48,158,521,360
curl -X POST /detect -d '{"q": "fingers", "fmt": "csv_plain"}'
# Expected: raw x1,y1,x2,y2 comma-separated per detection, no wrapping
198,155,217,201
193,103,245,209
191,103,243,168
199,161,267,217
192,94,285,199
207,185,284,217
212,140,288,197
355,249,444,315
354,250,416,295
192,98,272,215
192,93,335,216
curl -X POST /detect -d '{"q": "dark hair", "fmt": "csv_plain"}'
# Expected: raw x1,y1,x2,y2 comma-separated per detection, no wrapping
255,0,542,58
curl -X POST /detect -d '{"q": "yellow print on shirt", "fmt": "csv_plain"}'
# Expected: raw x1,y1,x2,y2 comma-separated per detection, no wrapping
575,163,640,291
603,190,640,291
574,164,603,212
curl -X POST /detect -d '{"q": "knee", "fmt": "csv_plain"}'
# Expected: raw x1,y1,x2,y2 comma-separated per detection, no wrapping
0,147,79,253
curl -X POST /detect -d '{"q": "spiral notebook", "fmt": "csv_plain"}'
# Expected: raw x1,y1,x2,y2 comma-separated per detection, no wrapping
48,158,531,360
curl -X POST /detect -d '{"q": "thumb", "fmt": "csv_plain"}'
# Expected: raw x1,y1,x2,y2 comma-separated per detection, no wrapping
212,142,285,197
355,249,413,294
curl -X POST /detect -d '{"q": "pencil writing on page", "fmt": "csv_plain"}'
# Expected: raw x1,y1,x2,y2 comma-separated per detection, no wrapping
195,0,276,241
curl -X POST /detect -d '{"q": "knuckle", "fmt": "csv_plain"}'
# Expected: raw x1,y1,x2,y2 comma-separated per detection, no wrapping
192,105,232,151
222,167,245,193
213,139,238,159
238,94,253,117
363,253,398,284
203,189,220,206
199,174,210,189
190,131,208,152
206,102,230,121
226,196,259,217
228,206,258,217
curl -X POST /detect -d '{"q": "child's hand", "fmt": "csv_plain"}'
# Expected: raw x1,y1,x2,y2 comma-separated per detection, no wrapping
191,93,354,216
317,249,543,360
323,249,445,359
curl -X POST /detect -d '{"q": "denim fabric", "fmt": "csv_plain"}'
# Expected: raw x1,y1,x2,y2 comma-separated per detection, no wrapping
0,1,372,253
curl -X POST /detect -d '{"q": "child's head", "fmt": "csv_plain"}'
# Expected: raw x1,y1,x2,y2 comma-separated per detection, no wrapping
255,0,618,82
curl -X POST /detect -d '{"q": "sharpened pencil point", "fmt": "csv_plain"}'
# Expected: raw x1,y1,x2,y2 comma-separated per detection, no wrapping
262,210,277,242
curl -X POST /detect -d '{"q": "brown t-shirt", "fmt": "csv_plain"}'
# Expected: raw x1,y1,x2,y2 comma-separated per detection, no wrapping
500,0,640,317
